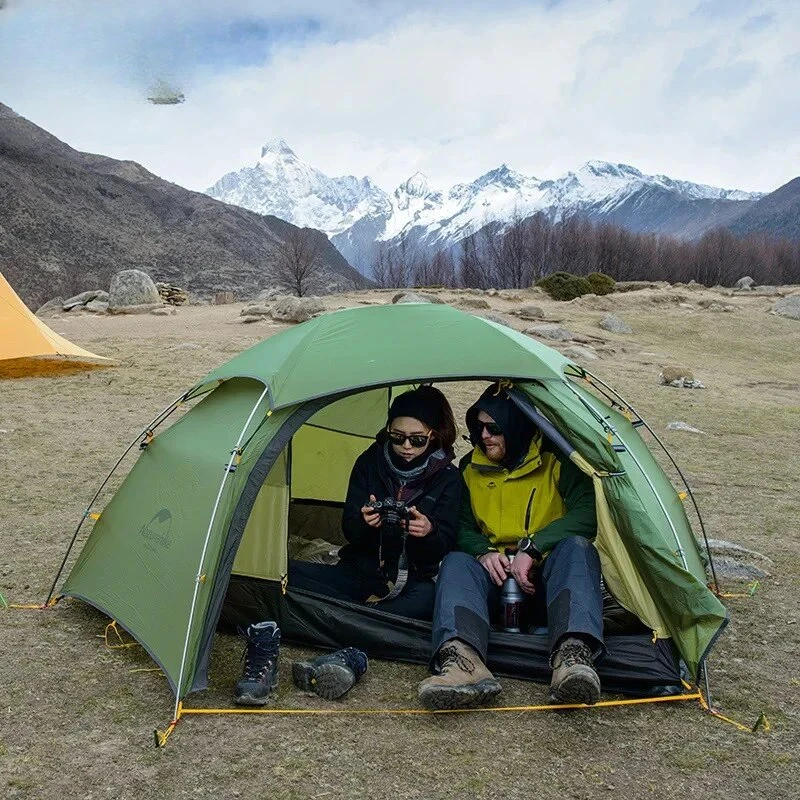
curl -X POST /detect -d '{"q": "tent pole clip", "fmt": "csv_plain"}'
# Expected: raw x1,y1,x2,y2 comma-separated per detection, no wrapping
224,448,243,473
139,430,154,450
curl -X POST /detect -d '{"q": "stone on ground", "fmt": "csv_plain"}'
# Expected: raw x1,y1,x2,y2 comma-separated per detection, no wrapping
109,269,161,310
599,314,632,334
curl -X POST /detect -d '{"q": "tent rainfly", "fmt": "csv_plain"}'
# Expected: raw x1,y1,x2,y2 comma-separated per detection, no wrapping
51,303,728,725
0,272,109,377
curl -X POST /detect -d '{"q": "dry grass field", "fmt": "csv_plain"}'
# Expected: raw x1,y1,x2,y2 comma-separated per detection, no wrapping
1,285,798,800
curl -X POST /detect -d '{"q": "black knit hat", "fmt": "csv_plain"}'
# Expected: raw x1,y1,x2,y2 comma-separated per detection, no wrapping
465,383,537,469
388,386,445,431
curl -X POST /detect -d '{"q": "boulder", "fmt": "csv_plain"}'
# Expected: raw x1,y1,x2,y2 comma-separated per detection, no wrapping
271,295,325,323
752,285,779,296
516,304,545,320
524,324,574,341
214,291,235,305
63,290,102,310
150,306,177,316
599,314,633,334
256,287,283,302
564,344,599,361
240,304,272,317
391,291,445,304
659,365,694,383
84,300,109,313
457,297,491,309
240,315,265,324
109,269,161,310
478,312,514,329
771,296,800,320
734,276,755,290
35,297,65,317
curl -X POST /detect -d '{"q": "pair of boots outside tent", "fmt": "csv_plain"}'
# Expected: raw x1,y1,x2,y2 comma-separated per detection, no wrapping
233,621,368,705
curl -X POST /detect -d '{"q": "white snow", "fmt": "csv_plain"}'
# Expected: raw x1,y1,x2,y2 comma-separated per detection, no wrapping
205,146,764,258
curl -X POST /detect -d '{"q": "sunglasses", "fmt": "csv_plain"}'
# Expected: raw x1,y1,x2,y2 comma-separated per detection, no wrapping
388,430,433,448
477,421,503,436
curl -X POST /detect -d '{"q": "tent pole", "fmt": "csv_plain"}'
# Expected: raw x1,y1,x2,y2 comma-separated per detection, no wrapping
701,662,714,710
563,377,690,571
44,391,190,606
579,371,719,588
171,386,270,721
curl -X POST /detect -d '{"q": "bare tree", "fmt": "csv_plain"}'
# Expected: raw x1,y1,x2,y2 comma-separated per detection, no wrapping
458,233,493,288
273,228,323,297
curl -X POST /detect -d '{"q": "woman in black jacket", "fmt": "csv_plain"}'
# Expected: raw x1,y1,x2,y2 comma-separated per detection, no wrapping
289,385,463,620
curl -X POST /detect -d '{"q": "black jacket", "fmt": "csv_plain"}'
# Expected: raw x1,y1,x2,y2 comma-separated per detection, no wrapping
339,440,463,581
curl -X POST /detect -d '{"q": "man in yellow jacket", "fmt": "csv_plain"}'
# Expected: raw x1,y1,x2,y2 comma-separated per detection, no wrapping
418,382,602,709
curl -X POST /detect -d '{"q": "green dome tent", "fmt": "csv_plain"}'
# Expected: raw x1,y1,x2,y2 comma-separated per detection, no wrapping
54,303,727,712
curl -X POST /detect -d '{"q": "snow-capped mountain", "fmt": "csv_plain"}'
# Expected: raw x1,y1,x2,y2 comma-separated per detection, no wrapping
207,138,390,235
206,144,763,272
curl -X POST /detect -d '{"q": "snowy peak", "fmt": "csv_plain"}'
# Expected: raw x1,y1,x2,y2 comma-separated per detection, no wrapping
579,160,643,180
207,140,389,236
396,171,432,199
259,137,297,161
205,140,764,271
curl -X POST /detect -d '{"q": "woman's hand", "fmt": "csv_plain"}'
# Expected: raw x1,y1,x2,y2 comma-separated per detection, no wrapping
360,494,382,528
477,551,509,586
406,506,433,538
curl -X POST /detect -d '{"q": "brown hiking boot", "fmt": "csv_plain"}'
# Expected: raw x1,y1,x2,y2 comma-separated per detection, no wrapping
418,639,502,710
549,637,601,705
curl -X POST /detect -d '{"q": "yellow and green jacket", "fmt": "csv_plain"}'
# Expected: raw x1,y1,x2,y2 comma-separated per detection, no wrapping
457,432,597,557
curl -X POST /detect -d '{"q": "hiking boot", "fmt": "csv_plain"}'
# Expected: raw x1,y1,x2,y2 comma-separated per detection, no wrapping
233,621,280,706
418,639,502,710
292,647,368,700
549,636,601,705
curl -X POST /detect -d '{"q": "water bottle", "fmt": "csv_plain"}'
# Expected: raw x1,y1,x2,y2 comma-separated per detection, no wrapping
501,552,524,633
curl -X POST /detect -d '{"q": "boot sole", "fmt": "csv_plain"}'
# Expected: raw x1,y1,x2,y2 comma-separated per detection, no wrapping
549,666,601,706
293,661,355,700
418,678,502,711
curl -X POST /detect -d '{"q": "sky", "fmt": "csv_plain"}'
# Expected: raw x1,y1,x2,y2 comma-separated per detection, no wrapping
1,0,798,194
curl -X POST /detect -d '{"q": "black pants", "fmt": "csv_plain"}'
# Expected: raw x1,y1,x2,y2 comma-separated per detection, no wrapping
430,536,604,666
288,559,436,621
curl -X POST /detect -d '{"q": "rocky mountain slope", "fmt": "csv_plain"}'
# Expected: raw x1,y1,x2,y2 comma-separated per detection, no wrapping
727,177,800,240
206,142,764,272
0,105,363,308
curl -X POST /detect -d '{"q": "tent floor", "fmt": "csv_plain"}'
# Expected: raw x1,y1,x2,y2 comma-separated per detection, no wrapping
221,575,684,697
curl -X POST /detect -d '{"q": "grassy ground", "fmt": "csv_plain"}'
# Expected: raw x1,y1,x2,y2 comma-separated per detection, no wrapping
1,286,798,799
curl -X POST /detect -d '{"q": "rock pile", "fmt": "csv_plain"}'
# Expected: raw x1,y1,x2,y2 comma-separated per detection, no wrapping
36,291,110,316
156,283,189,306
659,365,705,389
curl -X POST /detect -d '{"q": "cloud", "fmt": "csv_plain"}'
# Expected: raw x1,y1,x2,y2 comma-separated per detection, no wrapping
1,0,798,194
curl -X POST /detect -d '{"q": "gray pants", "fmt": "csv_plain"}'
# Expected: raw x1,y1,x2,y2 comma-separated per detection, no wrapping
430,536,604,666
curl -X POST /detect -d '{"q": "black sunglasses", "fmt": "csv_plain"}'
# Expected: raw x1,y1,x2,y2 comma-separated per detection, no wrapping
477,421,503,436
388,430,432,448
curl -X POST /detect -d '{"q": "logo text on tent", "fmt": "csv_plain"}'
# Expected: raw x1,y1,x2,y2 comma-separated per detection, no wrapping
139,509,173,551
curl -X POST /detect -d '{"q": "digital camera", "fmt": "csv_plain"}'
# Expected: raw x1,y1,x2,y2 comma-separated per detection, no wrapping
367,497,412,527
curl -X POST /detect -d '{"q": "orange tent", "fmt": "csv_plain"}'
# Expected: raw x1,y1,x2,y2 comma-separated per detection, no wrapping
0,272,110,377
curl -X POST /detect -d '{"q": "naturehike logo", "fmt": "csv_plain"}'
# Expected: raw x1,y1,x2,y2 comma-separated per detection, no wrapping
139,509,173,551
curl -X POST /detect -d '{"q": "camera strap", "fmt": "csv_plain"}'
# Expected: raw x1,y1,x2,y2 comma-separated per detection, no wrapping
366,522,410,605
